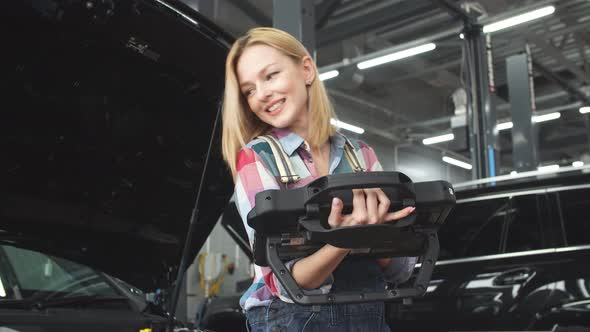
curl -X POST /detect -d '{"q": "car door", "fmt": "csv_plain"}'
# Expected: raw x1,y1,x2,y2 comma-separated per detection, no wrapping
530,186,590,329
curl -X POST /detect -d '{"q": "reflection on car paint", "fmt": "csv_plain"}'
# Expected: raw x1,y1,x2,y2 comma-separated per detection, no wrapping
0,277,6,297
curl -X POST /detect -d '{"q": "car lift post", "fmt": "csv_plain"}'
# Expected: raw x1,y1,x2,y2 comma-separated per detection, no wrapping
431,0,498,181
272,0,316,59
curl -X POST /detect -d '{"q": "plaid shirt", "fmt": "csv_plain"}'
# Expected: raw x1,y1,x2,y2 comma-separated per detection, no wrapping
235,128,417,310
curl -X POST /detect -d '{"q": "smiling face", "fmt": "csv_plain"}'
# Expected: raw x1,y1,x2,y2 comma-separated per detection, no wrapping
236,44,314,137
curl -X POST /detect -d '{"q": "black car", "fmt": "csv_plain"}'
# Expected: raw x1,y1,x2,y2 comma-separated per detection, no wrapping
3,0,233,331
386,172,590,331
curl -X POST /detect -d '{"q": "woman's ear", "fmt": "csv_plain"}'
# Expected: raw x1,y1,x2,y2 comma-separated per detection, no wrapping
301,55,315,86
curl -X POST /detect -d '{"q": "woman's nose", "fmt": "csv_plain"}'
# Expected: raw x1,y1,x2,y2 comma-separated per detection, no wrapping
256,83,272,100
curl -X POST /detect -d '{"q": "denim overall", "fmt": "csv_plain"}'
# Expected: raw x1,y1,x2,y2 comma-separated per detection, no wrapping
245,258,392,332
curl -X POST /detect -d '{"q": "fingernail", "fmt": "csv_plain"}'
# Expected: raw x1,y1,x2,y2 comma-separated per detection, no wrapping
332,197,339,206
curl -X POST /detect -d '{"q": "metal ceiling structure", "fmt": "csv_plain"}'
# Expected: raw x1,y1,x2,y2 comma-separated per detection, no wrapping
189,0,590,177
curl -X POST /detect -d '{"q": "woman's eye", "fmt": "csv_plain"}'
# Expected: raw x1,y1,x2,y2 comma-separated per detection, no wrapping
267,71,279,80
243,88,255,97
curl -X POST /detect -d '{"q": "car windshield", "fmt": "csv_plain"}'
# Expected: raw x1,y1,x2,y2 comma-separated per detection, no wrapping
0,244,120,302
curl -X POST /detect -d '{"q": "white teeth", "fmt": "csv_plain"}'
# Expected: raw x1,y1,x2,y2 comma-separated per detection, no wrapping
267,100,284,112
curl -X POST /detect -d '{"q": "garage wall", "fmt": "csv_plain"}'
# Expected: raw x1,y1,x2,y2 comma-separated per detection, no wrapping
186,220,252,323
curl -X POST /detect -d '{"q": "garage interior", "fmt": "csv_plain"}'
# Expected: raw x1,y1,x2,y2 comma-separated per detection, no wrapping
189,0,590,181
3,1,590,331
180,0,590,328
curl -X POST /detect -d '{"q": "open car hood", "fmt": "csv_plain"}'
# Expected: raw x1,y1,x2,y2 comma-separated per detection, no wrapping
3,0,234,291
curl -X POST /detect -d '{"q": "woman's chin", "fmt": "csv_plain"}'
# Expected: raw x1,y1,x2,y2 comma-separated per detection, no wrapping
260,110,303,130
266,116,293,129
269,122,290,129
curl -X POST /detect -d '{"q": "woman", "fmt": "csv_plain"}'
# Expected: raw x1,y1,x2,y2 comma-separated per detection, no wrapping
221,27,417,332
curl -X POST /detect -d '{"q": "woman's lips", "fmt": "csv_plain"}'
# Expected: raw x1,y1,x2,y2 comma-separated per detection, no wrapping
267,99,285,116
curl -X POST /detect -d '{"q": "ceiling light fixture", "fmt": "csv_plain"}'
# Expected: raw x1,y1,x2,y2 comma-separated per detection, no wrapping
580,106,590,114
532,112,561,123
497,122,513,131
572,161,584,167
537,164,560,172
330,118,365,134
319,70,339,81
357,43,436,70
483,6,556,34
442,156,473,170
422,133,454,145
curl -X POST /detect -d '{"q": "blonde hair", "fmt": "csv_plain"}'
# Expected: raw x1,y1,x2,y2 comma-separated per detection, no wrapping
221,27,336,181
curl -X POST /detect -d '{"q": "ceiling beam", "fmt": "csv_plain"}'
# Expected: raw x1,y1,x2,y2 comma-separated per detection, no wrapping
316,0,435,47
574,31,590,50
525,27,590,84
429,0,475,25
226,0,271,26
392,115,453,131
365,36,461,88
386,60,462,84
533,60,590,106
375,11,450,42
328,88,412,124
315,0,342,30
558,13,590,77
329,93,400,142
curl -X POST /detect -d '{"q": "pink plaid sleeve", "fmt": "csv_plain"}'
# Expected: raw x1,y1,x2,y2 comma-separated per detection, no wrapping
234,148,332,302
357,141,383,172
234,148,281,294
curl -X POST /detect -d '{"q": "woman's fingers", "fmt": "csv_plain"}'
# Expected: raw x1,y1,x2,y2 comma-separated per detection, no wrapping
328,197,344,229
338,188,413,227
375,188,391,222
351,189,368,225
384,206,416,223
363,188,379,224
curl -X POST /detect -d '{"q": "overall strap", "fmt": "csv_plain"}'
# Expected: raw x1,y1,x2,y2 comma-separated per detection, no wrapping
256,135,300,184
256,135,365,184
343,138,365,173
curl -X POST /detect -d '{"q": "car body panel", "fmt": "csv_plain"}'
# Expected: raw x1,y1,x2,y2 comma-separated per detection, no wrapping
3,0,233,291
3,0,233,329
387,177,590,331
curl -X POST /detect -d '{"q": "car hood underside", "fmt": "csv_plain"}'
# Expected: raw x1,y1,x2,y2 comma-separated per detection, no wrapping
3,0,234,291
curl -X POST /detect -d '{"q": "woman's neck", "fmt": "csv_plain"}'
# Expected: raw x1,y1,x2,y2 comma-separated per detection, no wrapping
287,107,310,140
309,139,330,156
309,139,331,177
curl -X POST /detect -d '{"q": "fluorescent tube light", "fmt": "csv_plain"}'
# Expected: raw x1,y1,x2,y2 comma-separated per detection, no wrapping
532,112,561,123
498,115,559,129
319,70,339,81
442,156,473,170
537,164,560,172
357,43,436,70
580,106,590,114
497,122,513,131
483,6,556,34
422,133,454,145
330,118,365,134
572,161,584,167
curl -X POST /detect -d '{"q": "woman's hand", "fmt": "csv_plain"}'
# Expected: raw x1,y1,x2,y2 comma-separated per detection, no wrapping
327,188,415,228
327,188,415,267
